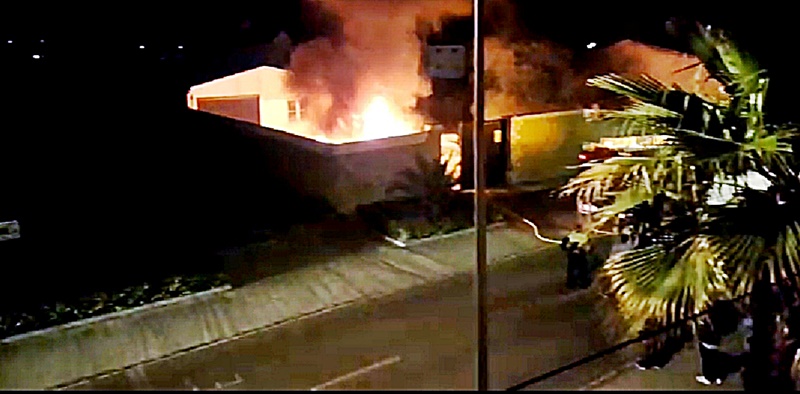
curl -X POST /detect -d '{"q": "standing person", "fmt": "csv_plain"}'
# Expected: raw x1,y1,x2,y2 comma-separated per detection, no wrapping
566,243,579,290
696,306,743,386
651,316,690,369
637,317,665,370
638,201,652,233
653,192,667,227
577,245,592,289
696,315,725,385
561,236,571,252
638,231,654,248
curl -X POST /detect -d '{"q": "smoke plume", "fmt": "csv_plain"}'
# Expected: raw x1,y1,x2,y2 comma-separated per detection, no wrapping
481,0,593,118
288,0,471,140
289,0,722,131
597,40,726,102
484,37,590,119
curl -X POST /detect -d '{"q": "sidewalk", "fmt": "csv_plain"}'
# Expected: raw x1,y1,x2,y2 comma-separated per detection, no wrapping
587,329,748,390
2,224,553,390
3,192,582,390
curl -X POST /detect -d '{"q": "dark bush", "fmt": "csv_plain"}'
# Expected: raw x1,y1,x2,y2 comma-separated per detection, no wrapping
0,272,231,340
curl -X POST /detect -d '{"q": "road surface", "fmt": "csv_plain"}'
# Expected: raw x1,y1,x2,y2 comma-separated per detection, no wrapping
64,238,634,391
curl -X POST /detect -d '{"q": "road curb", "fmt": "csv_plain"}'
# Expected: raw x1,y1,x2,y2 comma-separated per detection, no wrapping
50,245,541,391
9,226,541,390
402,222,507,247
49,296,366,391
1,286,232,345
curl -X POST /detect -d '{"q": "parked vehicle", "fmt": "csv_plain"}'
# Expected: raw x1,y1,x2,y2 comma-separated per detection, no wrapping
578,146,619,164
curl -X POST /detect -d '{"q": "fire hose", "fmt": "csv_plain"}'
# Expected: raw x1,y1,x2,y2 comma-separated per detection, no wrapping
497,204,615,245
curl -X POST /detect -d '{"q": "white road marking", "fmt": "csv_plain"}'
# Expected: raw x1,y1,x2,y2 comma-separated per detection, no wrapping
310,356,402,391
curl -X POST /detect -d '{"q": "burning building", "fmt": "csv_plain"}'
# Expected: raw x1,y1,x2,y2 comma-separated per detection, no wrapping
186,63,441,213
188,0,729,210
187,0,473,213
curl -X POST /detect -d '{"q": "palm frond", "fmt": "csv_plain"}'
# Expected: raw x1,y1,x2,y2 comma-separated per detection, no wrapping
604,235,731,336
778,222,800,289
670,127,743,160
574,25,800,340
597,186,654,218
690,27,763,98
600,100,683,136
587,73,669,104
623,100,683,120
560,156,659,207
743,128,797,165
589,72,730,138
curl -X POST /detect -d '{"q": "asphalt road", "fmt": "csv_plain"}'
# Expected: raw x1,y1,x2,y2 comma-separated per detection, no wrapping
65,237,634,391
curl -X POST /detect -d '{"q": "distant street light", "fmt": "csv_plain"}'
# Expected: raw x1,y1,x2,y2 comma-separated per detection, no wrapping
32,54,41,59
587,42,597,49
473,0,488,391
139,45,145,49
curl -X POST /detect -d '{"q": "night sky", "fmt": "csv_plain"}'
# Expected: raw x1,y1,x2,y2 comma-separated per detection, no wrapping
1,3,792,100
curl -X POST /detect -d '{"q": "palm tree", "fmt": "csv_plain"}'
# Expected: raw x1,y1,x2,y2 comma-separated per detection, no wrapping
560,24,800,389
386,153,458,223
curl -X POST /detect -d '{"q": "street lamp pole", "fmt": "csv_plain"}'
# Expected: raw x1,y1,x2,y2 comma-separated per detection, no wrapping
473,0,488,391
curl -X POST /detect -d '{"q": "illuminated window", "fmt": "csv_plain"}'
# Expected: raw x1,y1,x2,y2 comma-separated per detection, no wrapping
287,99,306,121
493,129,503,143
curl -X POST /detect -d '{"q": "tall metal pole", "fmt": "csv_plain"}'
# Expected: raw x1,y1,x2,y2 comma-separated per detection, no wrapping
473,0,488,391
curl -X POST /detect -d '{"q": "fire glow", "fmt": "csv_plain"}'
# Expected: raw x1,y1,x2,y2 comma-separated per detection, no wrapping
360,96,419,141
283,0,471,144
285,94,423,145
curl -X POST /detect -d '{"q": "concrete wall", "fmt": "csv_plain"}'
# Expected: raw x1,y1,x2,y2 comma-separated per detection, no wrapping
329,133,440,213
230,117,439,214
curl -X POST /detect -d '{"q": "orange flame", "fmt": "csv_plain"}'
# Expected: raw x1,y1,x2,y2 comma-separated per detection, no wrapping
290,95,422,144
359,96,419,140
285,0,471,144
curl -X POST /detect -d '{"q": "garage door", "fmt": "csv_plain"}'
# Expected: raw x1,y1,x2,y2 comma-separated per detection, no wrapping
196,95,260,124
